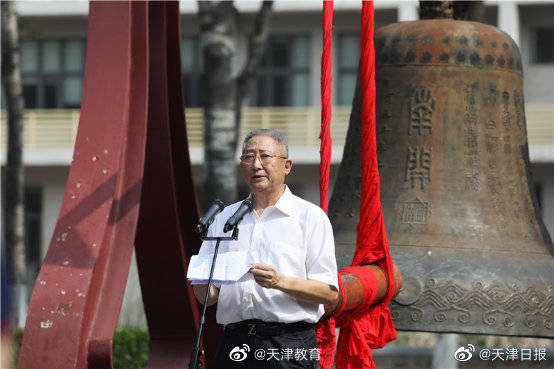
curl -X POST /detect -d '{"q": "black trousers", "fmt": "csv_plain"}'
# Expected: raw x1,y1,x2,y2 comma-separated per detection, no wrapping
214,320,320,369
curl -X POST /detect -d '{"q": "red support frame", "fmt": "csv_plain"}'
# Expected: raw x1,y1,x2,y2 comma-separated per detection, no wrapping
18,2,220,368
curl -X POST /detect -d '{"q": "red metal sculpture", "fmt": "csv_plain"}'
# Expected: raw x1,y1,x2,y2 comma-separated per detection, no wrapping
18,2,220,368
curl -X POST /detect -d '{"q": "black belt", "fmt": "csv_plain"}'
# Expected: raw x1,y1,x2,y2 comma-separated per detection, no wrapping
225,319,313,337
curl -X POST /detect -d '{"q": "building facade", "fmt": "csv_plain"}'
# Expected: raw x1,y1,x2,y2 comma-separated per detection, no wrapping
2,0,553,327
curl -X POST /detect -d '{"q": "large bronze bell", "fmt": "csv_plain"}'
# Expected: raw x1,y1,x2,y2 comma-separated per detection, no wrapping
329,19,554,337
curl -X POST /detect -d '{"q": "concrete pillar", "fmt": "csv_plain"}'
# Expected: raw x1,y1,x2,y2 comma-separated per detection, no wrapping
41,173,67,259
397,1,419,22
540,175,554,240
498,1,520,46
15,284,28,328
118,250,147,326
432,333,459,369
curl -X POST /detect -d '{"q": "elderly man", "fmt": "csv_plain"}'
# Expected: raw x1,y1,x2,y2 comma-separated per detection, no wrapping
193,128,339,369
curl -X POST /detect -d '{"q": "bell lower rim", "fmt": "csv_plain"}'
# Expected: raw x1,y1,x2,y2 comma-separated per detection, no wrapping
389,248,554,337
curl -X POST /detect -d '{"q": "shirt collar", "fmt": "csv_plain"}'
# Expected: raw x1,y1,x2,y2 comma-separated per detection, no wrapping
249,185,294,217
273,185,294,216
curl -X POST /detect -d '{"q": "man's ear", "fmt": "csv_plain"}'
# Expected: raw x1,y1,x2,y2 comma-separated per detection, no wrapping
284,159,292,175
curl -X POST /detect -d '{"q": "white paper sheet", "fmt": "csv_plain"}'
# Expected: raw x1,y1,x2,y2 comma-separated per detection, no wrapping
187,251,252,285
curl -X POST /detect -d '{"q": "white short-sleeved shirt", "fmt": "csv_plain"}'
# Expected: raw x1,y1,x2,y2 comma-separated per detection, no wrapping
198,186,339,325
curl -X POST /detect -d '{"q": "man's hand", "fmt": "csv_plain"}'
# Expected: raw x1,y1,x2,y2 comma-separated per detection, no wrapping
250,263,284,289
250,263,338,306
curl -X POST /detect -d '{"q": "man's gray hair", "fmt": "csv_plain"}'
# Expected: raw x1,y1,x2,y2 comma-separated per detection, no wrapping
241,129,289,156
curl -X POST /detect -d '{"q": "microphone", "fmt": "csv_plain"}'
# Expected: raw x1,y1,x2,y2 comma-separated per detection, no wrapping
223,198,255,233
196,199,225,235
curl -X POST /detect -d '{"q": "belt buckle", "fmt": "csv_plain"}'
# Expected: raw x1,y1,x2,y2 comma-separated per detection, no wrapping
247,323,257,336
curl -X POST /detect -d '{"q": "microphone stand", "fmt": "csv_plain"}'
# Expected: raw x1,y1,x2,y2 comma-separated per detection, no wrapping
189,226,239,369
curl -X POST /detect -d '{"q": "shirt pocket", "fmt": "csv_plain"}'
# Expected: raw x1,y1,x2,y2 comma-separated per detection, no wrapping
268,241,304,279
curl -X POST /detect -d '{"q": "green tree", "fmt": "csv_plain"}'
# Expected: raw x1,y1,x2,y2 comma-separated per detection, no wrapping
198,1,273,207
1,1,28,327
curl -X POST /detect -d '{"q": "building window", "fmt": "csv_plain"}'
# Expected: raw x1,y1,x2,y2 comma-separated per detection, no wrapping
20,39,86,109
256,35,310,107
534,182,543,216
337,34,360,106
1,187,43,297
24,187,42,290
1,86,6,109
181,36,203,107
534,28,554,63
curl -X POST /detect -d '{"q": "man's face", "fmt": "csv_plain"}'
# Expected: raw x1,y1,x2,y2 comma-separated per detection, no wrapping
240,135,292,195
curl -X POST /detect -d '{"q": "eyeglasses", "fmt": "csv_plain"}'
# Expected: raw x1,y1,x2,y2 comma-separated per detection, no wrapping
240,153,288,165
